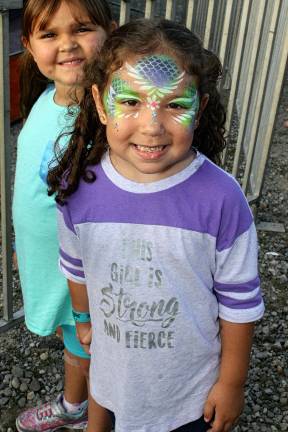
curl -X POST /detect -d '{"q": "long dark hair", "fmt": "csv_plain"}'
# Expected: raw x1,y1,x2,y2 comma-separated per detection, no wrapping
20,0,113,119
48,18,226,204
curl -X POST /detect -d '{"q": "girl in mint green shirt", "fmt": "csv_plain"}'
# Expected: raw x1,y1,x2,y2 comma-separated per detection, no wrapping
13,1,115,431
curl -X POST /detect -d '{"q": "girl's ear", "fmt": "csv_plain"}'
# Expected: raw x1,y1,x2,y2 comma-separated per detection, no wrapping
110,21,118,32
22,36,34,58
22,36,30,51
195,93,209,129
92,84,107,125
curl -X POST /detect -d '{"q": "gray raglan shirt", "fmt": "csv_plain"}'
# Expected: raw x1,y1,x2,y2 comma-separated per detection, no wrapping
57,152,264,432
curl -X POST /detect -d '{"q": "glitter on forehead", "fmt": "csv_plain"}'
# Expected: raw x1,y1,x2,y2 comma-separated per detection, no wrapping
104,77,133,118
135,55,181,87
126,55,185,99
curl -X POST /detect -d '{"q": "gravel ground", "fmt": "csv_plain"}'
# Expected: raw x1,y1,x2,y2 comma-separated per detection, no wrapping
1,68,287,431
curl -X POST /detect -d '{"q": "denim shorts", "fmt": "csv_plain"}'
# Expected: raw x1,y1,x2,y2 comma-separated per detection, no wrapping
61,324,91,359
107,414,210,432
172,416,210,432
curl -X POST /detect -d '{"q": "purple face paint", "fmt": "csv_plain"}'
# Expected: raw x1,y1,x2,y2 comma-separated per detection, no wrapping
126,55,185,99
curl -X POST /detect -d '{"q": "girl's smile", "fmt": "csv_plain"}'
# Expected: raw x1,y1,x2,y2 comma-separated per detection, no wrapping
132,143,169,160
134,144,167,153
93,54,205,183
58,57,85,67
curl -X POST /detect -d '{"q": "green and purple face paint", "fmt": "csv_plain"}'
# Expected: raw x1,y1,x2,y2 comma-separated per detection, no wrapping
103,55,199,128
169,84,199,127
104,77,140,119
126,55,185,98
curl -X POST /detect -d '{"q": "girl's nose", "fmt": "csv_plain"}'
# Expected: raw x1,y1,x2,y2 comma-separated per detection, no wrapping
139,109,165,136
59,35,78,52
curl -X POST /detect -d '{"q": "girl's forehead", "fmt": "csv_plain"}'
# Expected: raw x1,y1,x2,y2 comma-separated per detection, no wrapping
33,0,90,31
123,54,182,73
111,54,195,88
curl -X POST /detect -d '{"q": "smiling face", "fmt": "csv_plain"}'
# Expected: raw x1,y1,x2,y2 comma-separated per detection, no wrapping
25,0,107,105
93,54,204,183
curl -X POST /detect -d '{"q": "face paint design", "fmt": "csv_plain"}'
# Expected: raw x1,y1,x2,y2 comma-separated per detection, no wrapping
125,55,185,124
104,77,140,120
146,95,160,123
103,55,199,129
170,85,199,128
146,95,160,111
126,55,185,99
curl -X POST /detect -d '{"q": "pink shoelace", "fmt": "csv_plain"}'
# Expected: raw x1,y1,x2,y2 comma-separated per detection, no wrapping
36,404,55,420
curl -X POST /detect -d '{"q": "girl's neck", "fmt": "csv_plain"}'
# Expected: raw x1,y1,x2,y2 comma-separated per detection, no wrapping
54,84,84,106
109,148,197,184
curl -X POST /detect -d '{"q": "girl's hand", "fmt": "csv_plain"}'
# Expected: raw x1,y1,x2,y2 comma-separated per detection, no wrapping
203,381,244,432
76,322,92,355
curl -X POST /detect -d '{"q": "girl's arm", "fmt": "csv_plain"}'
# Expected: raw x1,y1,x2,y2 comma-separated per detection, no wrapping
204,319,255,432
68,279,89,312
68,280,92,354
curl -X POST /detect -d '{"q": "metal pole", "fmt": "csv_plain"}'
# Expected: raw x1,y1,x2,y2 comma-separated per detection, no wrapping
253,6,288,200
0,10,13,322
119,0,130,25
165,0,176,20
145,0,156,19
222,0,250,164
218,0,233,64
232,1,266,178
186,0,195,30
242,0,281,194
203,0,215,49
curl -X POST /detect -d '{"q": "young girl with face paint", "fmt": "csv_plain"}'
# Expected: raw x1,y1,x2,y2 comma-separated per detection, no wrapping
12,1,115,431
48,19,264,432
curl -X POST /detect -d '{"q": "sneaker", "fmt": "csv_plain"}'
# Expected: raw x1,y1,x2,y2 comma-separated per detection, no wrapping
16,393,88,432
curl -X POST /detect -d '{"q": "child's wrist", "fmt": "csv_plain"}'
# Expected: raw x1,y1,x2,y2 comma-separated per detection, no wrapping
216,377,246,390
72,309,91,323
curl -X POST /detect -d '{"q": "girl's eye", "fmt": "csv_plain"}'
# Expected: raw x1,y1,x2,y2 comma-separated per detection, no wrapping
41,32,56,39
125,100,139,106
77,27,90,33
120,99,140,107
168,102,183,109
114,94,141,107
168,102,187,110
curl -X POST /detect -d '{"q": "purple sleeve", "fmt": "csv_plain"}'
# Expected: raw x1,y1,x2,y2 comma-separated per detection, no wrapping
214,184,264,323
57,204,86,284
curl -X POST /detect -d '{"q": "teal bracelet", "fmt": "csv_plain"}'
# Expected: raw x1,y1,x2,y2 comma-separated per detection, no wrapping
72,309,91,323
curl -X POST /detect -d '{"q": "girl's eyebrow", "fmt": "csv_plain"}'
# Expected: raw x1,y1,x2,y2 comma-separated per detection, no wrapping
115,89,141,98
73,20,95,26
111,77,141,97
36,19,93,33
166,85,198,99
170,96,195,102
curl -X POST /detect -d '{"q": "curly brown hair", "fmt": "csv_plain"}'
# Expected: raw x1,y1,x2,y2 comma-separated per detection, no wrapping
20,0,113,119
48,18,226,204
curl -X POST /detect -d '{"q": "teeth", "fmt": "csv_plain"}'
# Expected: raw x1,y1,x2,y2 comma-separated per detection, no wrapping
61,60,82,65
136,145,165,152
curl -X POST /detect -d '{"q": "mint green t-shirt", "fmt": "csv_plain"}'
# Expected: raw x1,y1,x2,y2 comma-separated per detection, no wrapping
13,85,75,335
